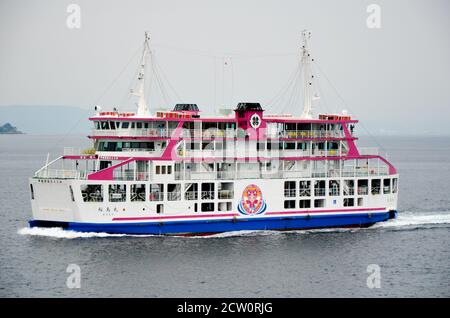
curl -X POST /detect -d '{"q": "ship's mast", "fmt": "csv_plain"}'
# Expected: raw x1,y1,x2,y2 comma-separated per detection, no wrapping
132,32,151,117
300,30,314,119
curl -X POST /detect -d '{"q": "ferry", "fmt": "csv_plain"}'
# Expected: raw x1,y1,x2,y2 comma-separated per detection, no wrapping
28,31,399,235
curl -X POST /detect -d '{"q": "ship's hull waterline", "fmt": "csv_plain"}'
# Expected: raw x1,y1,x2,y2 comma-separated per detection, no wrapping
29,210,397,236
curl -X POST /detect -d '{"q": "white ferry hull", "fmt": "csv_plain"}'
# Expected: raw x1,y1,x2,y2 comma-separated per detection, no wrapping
28,177,398,235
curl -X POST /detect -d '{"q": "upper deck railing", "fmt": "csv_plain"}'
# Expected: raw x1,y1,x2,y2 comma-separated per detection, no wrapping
90,128,176,138
267,130,345,139
89,127,350,140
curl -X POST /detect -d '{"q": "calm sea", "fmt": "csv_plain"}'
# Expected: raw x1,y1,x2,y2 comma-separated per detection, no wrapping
0,134,449,297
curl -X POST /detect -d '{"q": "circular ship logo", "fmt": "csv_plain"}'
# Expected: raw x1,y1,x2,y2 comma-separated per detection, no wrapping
237,184,267,216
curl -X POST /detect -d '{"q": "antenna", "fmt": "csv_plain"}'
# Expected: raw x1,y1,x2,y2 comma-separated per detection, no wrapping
300,30,314,119
132,31,152,117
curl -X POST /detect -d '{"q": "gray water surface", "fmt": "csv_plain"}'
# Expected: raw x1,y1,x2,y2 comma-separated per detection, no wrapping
0,135,449,297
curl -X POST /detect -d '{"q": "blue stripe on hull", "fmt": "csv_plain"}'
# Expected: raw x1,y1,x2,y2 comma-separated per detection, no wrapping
29,212,394,235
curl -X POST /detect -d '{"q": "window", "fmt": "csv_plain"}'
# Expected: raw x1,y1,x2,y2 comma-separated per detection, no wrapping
185,183,198,200
299,199,311,208
201,183,215,200
81,184,103,202
284,200,296,209
357,197,364,207
161,166,166,174
156,165,161,174
343,198,354,207
129,142,138,150
284,181,296,197
167,166,172,174
136,122,143,129
167,184,181,201
344,180,354,196
101,121,109,130
285,142,296,150
218,182,234,199
357,179,368,195
69,185,75,202
202,142,213,150
122,122,129,129
299,181,311,197
392,178,398,193
314,199,325,208
257,142,265,151
109,184,126,202
157,204,164,214
30,184,35,200
383,179,391,194
201,202,215,212
314,180,325,196
218,202,232,211
149,184,164,201
329,180,340,196
131,184,146,202
371,179,381,195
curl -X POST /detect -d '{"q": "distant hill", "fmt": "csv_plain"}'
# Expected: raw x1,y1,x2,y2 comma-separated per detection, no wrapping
0,122,23,134
0,105,92,134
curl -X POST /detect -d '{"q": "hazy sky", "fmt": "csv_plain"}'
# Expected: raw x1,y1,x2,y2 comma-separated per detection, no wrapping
1,0,449,135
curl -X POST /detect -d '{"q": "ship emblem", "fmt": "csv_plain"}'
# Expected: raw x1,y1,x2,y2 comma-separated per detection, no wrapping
237,184,267,215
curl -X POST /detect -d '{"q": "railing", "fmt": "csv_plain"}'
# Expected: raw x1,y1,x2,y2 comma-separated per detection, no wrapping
343,188,355,195
284,189,296,197
218,190,234,199
201,191,215,200
121,148,159,153
149,192,164,201
357,187,368,195
267,130,344,139
299,188,311,197
329,188,340,196
167,192,181,201
217,171,236,180
81,192,103,202
181,129,236,139
314,188,326,196
371,187,381,195
35,169,87,179
185,191,198,200
131,193,146,202
91,128,176,138
112,171,150,181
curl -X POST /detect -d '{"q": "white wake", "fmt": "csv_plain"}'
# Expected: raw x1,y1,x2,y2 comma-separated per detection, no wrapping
17,212,450,239
17,227,154,239
371,212,450,229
